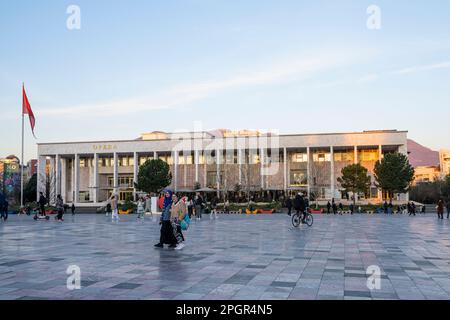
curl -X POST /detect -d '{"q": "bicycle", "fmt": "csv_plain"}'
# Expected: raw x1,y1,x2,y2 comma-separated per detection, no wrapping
292,208,314,227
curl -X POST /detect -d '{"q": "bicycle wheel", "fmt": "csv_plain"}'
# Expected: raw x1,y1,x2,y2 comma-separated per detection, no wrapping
292,214,301,227
305,213,313,227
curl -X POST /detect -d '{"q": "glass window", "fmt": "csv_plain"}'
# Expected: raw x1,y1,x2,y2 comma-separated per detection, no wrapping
291,153,307,163
313,153,331,162
290,170,307,186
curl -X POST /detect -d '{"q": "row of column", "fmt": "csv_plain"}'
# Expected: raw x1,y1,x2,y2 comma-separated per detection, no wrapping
43,145,385,204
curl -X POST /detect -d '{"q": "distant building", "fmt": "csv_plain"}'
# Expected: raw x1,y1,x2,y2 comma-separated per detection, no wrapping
440,150,450,177
25,159,38,180
0,155,21,202
413,166,441,185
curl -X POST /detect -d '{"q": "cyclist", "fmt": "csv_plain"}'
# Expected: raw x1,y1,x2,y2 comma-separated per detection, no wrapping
294,192,306,224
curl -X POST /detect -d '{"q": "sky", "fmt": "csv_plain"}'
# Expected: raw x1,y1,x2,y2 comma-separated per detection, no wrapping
1,0,450,162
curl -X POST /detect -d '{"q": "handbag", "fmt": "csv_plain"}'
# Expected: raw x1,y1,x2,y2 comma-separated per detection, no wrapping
180,220,188,231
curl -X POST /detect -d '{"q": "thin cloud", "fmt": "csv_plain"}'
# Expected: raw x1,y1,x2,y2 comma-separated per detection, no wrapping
38,51,361,118
392,61,450,75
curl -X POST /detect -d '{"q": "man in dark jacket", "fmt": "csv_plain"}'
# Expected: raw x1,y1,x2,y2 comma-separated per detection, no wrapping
286,197,293,216
38,192,47,216
327,201,331,214
294,193,306,222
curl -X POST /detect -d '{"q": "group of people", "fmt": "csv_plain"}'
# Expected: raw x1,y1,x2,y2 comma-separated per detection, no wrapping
326,199,348,215
437,200,450,219
36,192,75,221
154,190,191,250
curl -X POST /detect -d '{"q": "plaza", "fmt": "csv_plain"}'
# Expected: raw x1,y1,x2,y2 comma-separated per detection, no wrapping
1,213,450,300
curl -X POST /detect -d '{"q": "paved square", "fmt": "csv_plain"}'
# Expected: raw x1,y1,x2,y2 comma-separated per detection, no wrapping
1,213,450,300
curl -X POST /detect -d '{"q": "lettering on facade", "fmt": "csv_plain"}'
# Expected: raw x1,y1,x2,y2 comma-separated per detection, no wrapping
93,144,118,151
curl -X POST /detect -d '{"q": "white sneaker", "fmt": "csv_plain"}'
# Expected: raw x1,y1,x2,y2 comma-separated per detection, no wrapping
175,243,185,250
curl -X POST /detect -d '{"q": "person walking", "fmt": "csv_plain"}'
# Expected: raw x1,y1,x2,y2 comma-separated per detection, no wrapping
286,196,293,216
105,202,112,217
144,195,153,219
210,196,218,220
447,201,450,219
332,199,338,215
155,190,177,248
187,197,194,218
409,202,416,216
137,197,145,219
71,203,76,216
171,194,187,250
111,195,119,223
194,193,203,220
437,200,444,220
0,199,8,222
38,192,47,216
326,201,331,214
338,202,344,215
349,203,354,215
56,195,64,222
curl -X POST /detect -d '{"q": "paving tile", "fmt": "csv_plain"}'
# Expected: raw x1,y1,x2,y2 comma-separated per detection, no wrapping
2,214,450,300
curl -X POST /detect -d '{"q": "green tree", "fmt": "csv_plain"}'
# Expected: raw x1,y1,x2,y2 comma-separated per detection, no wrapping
374,152,415,201
337,164,371,205
193,181,201,191
24,173,37,203
135,159,172,195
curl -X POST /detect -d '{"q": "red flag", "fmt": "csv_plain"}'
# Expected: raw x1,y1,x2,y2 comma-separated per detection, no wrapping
22,84,36,138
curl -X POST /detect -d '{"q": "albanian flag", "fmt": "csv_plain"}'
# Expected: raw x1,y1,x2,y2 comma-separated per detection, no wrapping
22,84,36,138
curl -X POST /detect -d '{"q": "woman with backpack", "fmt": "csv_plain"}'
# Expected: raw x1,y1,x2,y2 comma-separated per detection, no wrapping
170,194,187,250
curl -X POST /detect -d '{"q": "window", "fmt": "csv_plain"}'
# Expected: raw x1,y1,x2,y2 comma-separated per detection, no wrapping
313,153,331,162
334,152,353,162
359,149,379,161
290,170,307,186
291,153,308,163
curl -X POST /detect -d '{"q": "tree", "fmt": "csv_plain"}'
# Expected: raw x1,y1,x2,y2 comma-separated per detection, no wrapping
135,159,172,195
337,163,371,205
374,152,415,201
193,181,201,191
24,173,37,203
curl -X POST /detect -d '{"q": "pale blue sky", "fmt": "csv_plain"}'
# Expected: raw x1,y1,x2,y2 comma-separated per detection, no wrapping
1,0,450,161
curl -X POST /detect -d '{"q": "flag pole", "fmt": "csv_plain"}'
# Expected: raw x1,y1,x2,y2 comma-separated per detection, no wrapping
20,83,25,208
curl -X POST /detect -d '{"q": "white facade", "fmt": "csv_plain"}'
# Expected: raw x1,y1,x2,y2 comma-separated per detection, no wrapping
37,130,409,206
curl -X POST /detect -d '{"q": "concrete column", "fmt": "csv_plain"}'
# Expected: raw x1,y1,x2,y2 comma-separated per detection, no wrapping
113,152,118,195
195,150,199,183
36,155,47,200
354,146,358,164
307,147,311,200
283,147,287,192
153,151,157,159
93,153,99,203
133,152,138,200
74,154,80,204
378,145,383,201
216,149,220,198
260,148,264,189
238,149,243,184
174,151,179,192
330,146,335,199
55,154,61,199
61,158,67,202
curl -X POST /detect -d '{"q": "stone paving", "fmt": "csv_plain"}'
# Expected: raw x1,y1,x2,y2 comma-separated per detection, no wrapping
1,213,450,300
